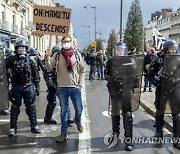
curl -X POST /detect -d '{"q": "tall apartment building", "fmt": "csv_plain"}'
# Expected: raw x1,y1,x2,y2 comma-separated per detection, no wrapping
145,8,180,50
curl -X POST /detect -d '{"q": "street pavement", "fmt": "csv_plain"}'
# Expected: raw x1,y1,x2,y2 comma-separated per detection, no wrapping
0,63,177,154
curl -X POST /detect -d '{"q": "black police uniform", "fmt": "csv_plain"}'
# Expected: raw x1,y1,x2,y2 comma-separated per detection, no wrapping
29,48,45,96
6,40,41,136
148,40,180,149
104,56,133,151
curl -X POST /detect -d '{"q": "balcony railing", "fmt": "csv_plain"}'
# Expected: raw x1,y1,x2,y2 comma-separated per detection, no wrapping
0,19,9,31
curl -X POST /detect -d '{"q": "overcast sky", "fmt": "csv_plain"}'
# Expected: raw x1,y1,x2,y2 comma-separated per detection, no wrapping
57,0,179,49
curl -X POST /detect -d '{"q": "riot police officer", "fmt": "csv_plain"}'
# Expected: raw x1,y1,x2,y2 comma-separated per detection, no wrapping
5,38,41,136
5,48,13,58
104,41,134,151
43,45,74,126
1,48,13,115
28,47,45,96
148,40,180,149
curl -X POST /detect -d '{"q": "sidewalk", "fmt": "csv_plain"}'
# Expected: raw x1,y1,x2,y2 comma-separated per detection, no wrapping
140,87,173,132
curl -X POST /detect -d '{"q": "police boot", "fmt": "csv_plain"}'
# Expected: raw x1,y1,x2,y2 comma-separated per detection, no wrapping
44,102,57,124
112,115,120,137
154,110,164,138
8,105,20,136
26,104,41,134
67,107,74,127
123,112,133,151
172,114,180,150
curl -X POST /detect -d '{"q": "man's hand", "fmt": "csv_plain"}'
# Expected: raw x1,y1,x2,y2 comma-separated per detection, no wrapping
45,48,51,59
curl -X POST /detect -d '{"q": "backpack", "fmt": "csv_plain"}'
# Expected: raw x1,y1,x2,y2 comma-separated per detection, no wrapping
85,53,91,65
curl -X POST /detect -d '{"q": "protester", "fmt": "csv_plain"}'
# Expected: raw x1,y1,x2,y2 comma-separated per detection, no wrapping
45,36,85,143
96,50,106,80
88,48,97,80
143,47,157,92
128,47,136,55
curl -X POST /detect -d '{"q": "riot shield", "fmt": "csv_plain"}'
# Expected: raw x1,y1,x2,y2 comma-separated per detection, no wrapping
108,54,144,116
160,55,180,114
0,48,9,112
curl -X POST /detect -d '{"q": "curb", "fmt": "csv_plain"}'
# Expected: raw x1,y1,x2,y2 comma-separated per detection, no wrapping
140,100,173,133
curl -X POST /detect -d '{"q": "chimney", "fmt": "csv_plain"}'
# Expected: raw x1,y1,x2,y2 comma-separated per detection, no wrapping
161,8,173,18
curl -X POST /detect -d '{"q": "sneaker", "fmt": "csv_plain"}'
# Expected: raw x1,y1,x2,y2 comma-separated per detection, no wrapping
68,119,75,124
56,133,68,143
31,126,41,134
8,128,16,136
1,109,10,115
77,124,83,133
149,88,152,92
67,119,75,127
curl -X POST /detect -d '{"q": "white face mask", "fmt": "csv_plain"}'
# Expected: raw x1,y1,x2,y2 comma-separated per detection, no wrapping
62,42,71,50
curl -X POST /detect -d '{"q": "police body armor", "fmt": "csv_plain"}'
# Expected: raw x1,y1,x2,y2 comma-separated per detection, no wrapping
160,55,180,114
0,45,9,111
108,54,144,116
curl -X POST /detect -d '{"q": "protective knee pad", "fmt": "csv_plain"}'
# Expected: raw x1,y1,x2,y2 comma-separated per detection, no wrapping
123,112,133,138
123,112,133,122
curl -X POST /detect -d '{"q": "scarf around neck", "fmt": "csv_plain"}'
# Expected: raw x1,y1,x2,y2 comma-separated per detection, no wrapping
61,48,74,70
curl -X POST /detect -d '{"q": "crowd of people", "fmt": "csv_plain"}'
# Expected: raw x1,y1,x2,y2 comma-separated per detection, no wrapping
0,36,179,151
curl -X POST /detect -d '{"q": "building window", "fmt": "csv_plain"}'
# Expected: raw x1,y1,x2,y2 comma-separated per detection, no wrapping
12,12,15,25
1,5,5,20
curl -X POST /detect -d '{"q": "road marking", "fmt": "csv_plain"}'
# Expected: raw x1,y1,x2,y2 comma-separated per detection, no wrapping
0,119,44,122
78,85,91,154
102,111,135,118
102,111,111,118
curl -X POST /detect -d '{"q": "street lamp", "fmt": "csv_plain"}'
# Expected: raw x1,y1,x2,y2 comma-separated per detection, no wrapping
83,25,91,51
120,0,123,41
82,33,88,47
96,31,102,35
84,4,96,41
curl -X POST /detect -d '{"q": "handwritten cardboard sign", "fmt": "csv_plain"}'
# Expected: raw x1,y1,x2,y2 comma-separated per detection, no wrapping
33,5,71,37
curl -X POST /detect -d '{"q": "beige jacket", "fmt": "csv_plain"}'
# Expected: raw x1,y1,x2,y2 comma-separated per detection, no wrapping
45,50,85,87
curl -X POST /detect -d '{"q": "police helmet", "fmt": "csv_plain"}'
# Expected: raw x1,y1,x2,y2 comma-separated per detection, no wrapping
5,48,12,56
162,40,178,54
114,41,127,56
28,48,37,56
15,38,29,55
51,45,61,56
15,38,29,49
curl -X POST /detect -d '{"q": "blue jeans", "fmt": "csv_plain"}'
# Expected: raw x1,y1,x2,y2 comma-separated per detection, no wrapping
144,75,152,88
57,87,83,133
97,63,104,79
